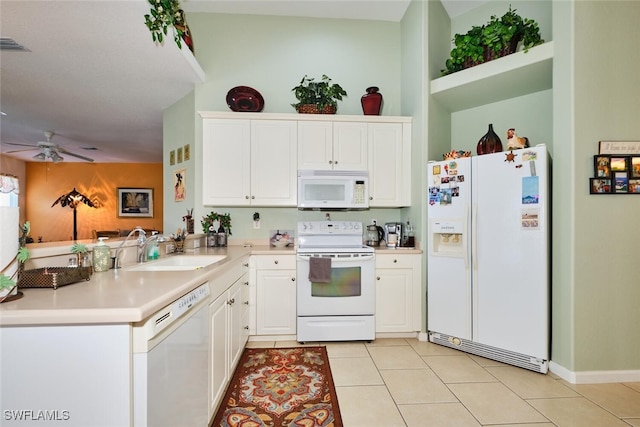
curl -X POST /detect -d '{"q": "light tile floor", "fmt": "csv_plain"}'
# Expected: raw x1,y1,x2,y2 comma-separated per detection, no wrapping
247,338,640,427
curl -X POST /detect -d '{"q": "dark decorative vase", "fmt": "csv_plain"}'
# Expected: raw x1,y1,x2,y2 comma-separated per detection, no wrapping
361,87,383,115
477,124,503,155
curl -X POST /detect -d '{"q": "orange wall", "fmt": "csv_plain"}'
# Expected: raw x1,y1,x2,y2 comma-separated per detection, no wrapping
26,162,163,242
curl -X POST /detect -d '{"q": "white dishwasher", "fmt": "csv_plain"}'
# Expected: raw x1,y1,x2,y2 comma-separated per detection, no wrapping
132,283,210,427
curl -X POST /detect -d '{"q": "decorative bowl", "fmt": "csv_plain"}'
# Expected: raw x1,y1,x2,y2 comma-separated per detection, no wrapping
271,239,290,248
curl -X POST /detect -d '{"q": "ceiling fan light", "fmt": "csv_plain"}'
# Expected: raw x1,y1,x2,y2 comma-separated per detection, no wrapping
51,152,63,163
34,152,46,160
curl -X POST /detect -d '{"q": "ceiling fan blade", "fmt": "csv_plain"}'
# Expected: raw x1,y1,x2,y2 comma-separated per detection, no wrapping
6,142,38,148
57,147,94,162
6,147,39,153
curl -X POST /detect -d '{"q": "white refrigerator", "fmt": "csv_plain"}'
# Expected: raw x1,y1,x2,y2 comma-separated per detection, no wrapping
427,144,549,373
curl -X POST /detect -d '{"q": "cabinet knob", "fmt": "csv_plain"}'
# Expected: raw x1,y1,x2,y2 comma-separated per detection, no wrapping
242,263,249,267
244,301,249,305
291,277,296,282
328,160,333,165
251,196,255,199
274,260,279,264
377,276,381,280
227,298,235,305
334,160,338,165
369,196,373,200
244,326,249,330
245,195,250,199
393,259,398,263
243,281,249,286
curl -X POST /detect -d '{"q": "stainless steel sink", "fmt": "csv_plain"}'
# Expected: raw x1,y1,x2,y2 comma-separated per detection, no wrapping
127,255,227,272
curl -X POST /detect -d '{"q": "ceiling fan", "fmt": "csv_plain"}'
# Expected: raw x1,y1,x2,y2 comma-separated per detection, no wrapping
6,131,95,163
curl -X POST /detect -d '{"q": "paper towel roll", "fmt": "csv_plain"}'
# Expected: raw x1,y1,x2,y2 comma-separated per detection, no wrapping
0,207,20,280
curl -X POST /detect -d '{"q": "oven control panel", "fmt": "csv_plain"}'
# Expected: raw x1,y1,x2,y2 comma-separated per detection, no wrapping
298,221,362,235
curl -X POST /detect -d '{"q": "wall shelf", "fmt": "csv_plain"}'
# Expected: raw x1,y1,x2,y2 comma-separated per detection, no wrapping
430,41,554,112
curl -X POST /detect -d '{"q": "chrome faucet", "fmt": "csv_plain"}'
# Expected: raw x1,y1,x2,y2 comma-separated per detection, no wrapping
139,233,167,263
112,226,146,269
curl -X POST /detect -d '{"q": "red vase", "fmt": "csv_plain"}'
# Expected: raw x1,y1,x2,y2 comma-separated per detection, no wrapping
476,124,503,155
361,87,383,115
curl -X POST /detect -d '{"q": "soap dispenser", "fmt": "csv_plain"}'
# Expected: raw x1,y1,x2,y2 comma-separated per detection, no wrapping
93,237,111,272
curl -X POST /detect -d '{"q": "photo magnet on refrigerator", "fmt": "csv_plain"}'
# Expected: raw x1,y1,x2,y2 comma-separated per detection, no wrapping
522,176,539,204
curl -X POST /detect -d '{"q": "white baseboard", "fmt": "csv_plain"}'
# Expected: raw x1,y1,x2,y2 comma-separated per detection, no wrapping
549,361,640,384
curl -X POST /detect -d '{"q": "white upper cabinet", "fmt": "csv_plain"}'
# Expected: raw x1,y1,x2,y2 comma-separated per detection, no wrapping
200,112,411,208
368,122,411,207
202,116,297,206
202,118,251,206
298,121,368,171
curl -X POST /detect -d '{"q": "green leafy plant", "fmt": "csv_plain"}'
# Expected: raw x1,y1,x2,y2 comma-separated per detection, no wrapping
144,0,186,48
201,212,232,235
291,75,347,113
441,6,544,76
70,243,88,254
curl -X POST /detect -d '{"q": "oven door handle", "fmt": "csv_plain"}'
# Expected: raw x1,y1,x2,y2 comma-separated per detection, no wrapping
297,254,375,262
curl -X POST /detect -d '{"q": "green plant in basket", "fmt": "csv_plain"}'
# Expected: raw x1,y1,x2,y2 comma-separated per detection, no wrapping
70,243,88,254
291,75,347,113
144,0,186,48
441,6,544,76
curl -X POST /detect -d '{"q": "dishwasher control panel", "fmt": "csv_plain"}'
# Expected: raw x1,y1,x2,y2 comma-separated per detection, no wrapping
132,283,210,352
172,284,210,319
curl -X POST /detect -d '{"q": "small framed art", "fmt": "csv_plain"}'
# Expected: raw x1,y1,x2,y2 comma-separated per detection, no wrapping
589,178,611,194
118,188,153,217
594,155,611,178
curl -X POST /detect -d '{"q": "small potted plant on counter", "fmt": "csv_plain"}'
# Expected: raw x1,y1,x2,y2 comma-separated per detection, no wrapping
292,74,347,114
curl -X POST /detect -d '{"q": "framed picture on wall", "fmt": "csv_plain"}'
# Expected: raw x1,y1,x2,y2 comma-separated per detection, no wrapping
631,157,640,178
117,188,153,217
593,155,611,178
589,178,611,194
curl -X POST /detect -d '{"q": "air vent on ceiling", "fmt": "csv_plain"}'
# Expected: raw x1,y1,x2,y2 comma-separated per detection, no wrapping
0,38,29,51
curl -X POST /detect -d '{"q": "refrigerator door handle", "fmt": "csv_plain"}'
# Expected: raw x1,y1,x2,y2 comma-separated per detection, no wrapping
472,203,478,271
464,207,470,270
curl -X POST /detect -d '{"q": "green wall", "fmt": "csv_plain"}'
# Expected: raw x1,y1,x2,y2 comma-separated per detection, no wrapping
571,1,640,372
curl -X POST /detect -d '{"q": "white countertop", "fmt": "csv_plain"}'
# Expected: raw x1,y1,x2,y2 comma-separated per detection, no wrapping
0,244,419,327
0,245,293,326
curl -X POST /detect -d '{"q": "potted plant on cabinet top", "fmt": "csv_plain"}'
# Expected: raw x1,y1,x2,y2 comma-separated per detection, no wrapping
292,75,347,114
144,0,193,51
441,6,544,76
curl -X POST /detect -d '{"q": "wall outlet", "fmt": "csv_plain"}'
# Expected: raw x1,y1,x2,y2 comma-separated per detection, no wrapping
253,219,261,229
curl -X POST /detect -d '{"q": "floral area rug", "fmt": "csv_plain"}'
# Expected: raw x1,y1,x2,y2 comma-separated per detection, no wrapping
211,346,343,427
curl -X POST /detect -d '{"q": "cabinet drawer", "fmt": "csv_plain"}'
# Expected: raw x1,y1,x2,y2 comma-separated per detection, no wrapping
376,254,414,269
255,255,296,270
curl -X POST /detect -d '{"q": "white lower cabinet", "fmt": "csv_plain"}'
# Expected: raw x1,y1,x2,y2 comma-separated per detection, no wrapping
208,260,250,418
375,253,422,333
254,254,297,336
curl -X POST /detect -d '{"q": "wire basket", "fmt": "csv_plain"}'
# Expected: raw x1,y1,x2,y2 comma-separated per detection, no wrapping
18,267,92,290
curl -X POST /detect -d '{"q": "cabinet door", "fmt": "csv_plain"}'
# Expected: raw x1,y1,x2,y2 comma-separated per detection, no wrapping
251,120,298,206
202,119,251,206
298,121,333,170
208,292,229,417
256,269,297,335
376,268,414,332
333,122,368,171
368,122,403,206
228,280,244,372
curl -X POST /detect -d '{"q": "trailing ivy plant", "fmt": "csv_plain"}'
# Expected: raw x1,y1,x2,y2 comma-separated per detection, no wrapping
144,0,186,48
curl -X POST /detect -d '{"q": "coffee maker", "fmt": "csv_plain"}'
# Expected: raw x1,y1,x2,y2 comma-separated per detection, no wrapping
384,222,403,248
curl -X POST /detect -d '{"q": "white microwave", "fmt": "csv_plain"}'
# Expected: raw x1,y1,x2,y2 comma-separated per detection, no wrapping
297,170,369,210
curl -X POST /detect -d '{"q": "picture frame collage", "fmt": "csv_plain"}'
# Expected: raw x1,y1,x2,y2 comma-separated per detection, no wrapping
590,152,640,194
